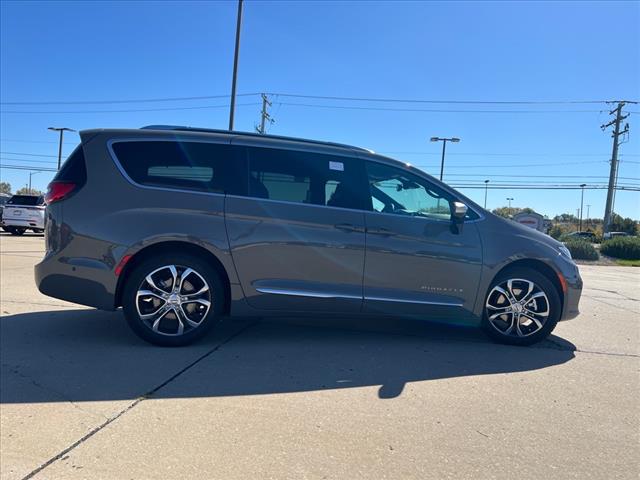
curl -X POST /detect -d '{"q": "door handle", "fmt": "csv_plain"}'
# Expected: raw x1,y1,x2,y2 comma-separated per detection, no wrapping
334,223,363,233
366,227,397,236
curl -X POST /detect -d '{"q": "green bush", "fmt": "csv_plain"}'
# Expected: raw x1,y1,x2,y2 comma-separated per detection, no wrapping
563,239,599,261
600,236,640,260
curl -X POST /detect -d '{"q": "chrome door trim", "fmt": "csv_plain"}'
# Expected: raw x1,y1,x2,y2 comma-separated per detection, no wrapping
364,295,463,307
255,286,462,307
255,286,361,300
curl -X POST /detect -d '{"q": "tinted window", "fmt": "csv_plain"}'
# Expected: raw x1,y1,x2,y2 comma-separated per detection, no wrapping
366,162,461,221
112,141,242,194
54,144,87,186
7,195,42,206
247,147,367,210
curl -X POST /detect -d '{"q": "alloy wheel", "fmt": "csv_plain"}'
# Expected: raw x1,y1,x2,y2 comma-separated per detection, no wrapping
135,265,212,336
485,278,550,338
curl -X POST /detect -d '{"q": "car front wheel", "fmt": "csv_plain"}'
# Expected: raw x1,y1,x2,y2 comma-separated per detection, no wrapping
482,268,561,346
122,254,225,346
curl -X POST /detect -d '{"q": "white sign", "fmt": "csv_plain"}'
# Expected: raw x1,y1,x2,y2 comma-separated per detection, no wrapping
329,161,344,171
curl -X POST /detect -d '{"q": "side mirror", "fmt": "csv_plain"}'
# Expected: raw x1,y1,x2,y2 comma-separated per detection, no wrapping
450,201,467,234
452,201,468,221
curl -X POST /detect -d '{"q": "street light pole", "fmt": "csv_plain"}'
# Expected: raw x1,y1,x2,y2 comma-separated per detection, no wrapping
48,127,75,169
430,136,460,181
507,197,514,215
28,171,40,194
579,183,586,232
228,0,244,131
484,179,489,209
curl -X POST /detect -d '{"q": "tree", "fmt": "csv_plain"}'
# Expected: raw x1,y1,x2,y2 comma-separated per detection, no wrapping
15,187,44,196
492,206,537,218
610,213,639,236
0,182,11,195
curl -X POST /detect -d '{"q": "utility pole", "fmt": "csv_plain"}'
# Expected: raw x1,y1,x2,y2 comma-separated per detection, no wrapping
579,183,586,232
256,93,273,134
48,127,75,169
483,179,489,209
601,101,631,233
586,204,591,228
228,0,243,131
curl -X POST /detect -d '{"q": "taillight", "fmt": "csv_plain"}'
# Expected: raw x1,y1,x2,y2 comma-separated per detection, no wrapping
45,182,76,204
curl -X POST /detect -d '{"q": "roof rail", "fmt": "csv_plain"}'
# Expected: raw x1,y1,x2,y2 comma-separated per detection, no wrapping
140,125,371,152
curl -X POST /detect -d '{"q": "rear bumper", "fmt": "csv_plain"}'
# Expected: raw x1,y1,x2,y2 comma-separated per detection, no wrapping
35,254,117,310
2,218,44,229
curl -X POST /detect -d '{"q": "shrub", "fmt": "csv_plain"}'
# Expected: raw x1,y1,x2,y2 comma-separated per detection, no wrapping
600,236,640,260
563,239,599,261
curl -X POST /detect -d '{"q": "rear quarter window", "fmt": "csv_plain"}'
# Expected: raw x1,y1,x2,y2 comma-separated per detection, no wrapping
111,140,243,194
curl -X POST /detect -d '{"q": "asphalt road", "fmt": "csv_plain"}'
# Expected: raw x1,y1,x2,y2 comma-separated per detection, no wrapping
1,233,638,480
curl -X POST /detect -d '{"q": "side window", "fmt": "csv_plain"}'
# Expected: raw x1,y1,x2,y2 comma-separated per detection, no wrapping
246,147,367,210
366,161,454,221
111,140,243,194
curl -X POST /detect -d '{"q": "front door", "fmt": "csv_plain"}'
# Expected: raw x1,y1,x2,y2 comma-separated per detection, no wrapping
361,161,483,318
225,143,368,312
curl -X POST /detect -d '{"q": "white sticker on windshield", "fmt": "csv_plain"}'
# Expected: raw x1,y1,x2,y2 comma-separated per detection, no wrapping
329,161,344,171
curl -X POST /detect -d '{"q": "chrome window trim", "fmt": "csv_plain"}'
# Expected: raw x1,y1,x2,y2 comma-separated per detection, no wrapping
106,137,231,199
106,136,485,223
226,194,483,225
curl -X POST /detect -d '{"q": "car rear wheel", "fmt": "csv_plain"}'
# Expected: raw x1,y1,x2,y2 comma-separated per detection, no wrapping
122,254,225,346
8,227,26,236
481,268,560,346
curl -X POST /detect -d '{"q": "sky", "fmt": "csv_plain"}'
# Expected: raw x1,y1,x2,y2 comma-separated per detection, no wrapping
1,0,639,219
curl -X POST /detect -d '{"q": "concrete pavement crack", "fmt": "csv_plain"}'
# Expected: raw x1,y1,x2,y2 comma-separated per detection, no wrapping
20,321,259,480
2,363,108,421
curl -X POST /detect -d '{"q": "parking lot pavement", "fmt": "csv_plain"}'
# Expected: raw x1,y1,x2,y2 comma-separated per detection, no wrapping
1,233,638,480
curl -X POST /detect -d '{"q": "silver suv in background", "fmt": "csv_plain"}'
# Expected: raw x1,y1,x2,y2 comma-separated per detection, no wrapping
35,126,582,346
1,194,45,235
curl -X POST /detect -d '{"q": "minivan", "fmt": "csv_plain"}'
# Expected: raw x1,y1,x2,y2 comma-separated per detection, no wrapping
35,126,582,346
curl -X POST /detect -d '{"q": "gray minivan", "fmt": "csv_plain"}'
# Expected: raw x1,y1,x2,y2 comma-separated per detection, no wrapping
35,126,582,346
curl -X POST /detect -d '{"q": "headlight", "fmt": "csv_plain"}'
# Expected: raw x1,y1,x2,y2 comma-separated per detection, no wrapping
558,245,572,259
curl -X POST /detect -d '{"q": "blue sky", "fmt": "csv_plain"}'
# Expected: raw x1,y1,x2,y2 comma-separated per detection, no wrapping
1,0,638,219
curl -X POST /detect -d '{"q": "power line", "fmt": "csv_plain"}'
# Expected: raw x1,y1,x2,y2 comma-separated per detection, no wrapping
0,157,58,165
452,185,640,191
0,151,57,158
269,93,618,105
0,164,57,172
0,102,260,114
0,93,261,106
2,92,628,106
277,102,605,114
380,151,640,157
411,160,607,168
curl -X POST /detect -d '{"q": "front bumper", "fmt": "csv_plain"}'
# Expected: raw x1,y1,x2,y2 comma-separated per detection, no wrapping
559,263,583,321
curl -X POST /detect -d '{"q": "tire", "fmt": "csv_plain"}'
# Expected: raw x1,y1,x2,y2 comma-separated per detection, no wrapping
481,267,561,346
10,227,26,236
122,254,226,346
32,228,44,234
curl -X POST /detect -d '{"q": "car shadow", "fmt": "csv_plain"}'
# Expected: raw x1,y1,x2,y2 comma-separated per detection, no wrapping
0,309,576,404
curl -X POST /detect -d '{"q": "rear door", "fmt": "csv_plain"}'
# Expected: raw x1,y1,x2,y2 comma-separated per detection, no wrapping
361,160,483,318
225,142,368,312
